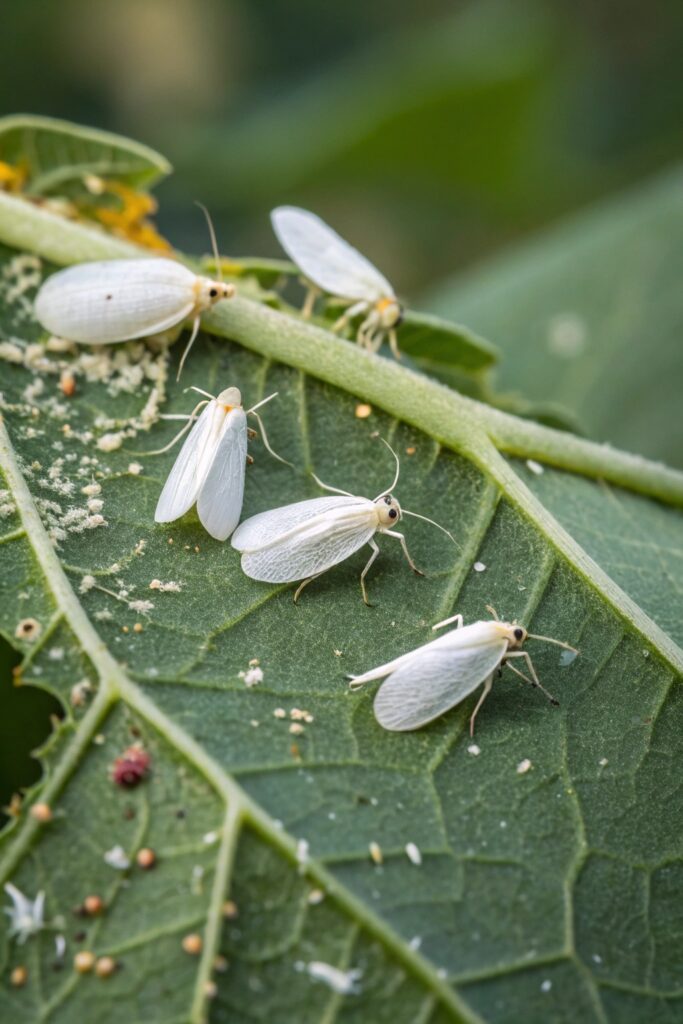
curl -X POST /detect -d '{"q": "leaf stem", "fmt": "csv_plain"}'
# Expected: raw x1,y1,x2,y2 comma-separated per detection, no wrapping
1,191,682,505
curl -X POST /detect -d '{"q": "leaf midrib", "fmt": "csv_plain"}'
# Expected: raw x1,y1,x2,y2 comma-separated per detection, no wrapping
1,189,682,505
0,419,481,1024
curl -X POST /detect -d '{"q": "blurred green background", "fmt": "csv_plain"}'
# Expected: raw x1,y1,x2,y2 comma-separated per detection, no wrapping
1,0,682,811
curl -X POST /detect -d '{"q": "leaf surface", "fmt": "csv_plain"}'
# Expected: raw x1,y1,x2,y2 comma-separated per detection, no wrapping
0,178,681,1024
426,167,683,467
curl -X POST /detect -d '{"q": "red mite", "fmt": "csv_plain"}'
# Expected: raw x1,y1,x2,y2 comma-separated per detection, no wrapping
111,745,151,788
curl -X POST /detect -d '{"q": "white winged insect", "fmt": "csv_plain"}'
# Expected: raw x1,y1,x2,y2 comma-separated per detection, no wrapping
34,205,234,380
154,386,289,541
349,606,578,735
271,206,403,358
231,439,455,603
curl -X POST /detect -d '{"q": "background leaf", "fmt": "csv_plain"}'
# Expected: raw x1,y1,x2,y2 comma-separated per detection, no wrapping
0,114,171,198
426,167,683,467
0,190,681,1023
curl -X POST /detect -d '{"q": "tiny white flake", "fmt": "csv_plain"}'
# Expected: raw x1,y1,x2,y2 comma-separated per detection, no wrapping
307,888,325,905
273,708,286,719
81,483,101,497
55,934,66,959
97,432,123,453
405,842,422,866
3,883,46,944
305,961,362,995
592,954,603,964
467,744,481,756
541,979,552,993
191,865,204,895
369,841,383,865
128,462,143,475
149,579,182,592
599,757,608,767
500,820,507,829
526,459,544,475
203,831,219,845
128,599,154,614
473,561,486,572
547,313,587,358
559,648,578,667
48,647,64,661
104,845,130,870
517,759,532,775
409,936,422,951
296,839,310,869
239,666,264,687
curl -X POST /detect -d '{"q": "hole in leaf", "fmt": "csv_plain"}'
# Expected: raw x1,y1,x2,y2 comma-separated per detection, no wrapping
0,636,62,828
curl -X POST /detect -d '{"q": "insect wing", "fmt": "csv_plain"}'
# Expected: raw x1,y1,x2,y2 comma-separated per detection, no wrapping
154,401,217,524
271,206,393,303
196,407,248,540
232,496,363,551
234,498,377,583
34,259,197,344
374,640,508,731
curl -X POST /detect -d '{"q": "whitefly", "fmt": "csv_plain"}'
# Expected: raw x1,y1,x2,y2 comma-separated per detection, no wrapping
153,385,290,541
271,205,403,359
231,438,456,603
349,606,578,735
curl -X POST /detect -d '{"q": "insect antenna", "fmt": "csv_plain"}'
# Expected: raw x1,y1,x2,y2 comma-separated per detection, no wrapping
247,393,293,467
195,201,223,281
486,605,500,621
144,399,209,455
505,660,559,705
186,385,215,401
310,472,353,497
527,633,578,654
373,436,400,498
176,316,201,381
401,508,458,545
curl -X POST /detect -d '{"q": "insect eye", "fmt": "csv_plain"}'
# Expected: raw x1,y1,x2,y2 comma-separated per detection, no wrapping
209,288,218,298
388,508,398,519
514,627,524,641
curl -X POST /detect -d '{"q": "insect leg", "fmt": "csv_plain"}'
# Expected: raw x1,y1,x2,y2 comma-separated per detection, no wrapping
506,651,559,706
388,328,401,360
432,613,463,632
144,399,209,455
383,529,425,577
333,300,368,335
247,410,293,467
293,572,326,604
176,315,201,381
358,310,380,350
469,674,494,736
359,538,381,606
300,279,321,319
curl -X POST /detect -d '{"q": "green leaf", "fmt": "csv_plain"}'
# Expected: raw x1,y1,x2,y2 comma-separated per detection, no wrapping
0,183,681,1024
0,114,171,198
425,166,683,468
